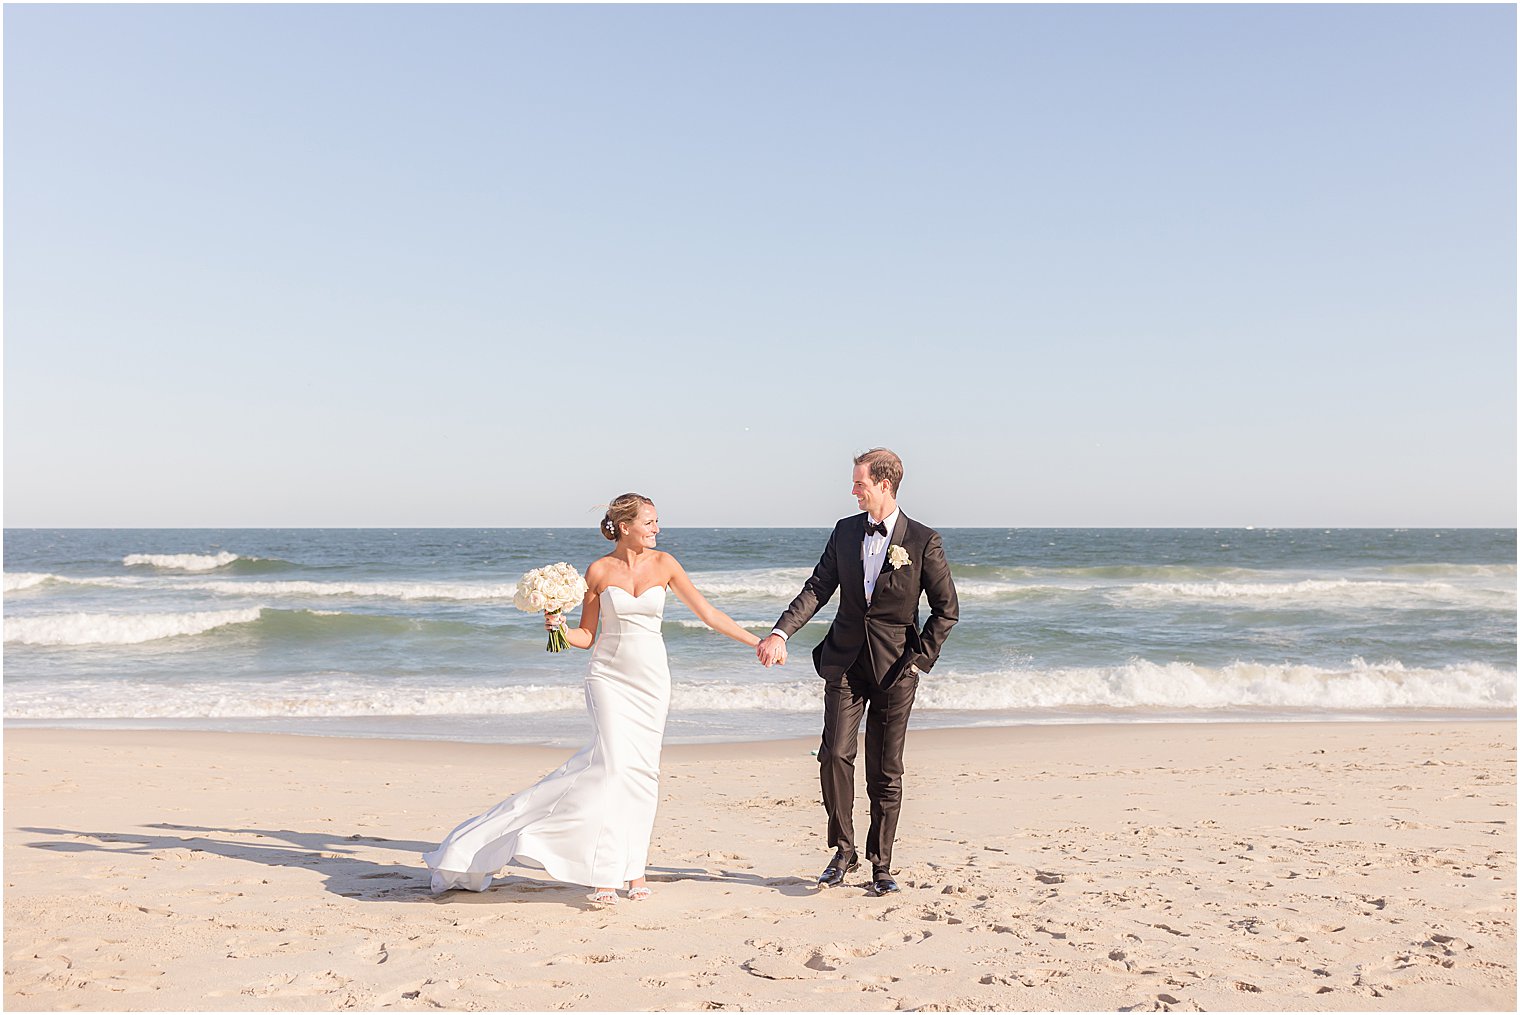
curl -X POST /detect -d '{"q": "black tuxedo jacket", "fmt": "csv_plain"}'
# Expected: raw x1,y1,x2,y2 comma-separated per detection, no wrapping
774,511,958,688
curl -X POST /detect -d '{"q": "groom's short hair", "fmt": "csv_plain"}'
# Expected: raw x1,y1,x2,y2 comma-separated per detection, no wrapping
854,448,903,495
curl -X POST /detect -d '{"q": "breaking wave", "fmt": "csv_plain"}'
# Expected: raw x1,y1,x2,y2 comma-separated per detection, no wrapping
123,552,243,571
4,609,265,647
4,573,54,593
4,659,1510,718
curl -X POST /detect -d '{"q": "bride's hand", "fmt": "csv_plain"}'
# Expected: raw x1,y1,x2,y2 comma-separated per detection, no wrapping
757,634,787,667
543,611,565,632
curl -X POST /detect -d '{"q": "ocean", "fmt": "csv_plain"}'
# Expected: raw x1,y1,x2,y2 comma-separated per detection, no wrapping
3,527,1514,745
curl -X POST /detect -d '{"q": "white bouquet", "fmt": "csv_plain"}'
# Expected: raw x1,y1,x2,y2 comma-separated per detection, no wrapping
514,562,588,652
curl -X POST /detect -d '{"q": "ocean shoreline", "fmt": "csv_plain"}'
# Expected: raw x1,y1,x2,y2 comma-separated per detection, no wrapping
5,714,1518,749
5,709,1515,750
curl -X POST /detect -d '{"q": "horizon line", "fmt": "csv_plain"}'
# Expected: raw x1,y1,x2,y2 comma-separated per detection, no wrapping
4,524,1516,532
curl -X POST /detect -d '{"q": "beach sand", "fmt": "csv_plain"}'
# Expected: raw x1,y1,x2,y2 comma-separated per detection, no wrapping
4,721,1514,1012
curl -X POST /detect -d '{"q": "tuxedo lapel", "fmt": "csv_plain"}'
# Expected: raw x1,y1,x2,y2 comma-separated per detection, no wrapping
870,512,912,607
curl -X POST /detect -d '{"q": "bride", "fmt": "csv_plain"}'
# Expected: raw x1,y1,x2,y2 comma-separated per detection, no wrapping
423,493,762,904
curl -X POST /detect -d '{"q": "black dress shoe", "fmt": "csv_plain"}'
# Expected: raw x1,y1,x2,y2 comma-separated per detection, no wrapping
817,850,859,888
870,868,900,896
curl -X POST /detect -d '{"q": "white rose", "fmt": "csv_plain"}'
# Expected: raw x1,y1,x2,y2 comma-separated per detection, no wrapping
514,563,585,614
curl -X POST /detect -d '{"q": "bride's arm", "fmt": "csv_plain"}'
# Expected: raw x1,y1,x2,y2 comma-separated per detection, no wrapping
665,555,762,648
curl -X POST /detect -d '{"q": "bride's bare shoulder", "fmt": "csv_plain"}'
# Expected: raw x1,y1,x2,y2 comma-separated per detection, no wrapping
584,557,616,585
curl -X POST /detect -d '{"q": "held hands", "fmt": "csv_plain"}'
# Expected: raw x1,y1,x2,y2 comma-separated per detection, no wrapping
756,633,787,668
543,611,567,632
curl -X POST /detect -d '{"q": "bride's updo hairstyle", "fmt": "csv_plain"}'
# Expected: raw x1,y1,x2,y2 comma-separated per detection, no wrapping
601,493,654,541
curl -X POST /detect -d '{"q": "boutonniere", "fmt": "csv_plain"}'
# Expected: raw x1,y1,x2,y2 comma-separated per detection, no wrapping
887,545,911,570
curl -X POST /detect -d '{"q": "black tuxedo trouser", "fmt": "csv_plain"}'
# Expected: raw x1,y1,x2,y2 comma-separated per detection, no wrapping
818,651,919,873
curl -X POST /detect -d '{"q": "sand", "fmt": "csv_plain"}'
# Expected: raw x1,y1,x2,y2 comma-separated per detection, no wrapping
4,720,1514,1011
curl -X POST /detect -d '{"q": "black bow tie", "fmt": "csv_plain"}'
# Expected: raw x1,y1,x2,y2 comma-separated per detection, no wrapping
865,520,888,538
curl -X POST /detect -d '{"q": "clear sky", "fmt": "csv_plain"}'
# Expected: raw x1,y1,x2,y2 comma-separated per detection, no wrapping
5,4,1515,528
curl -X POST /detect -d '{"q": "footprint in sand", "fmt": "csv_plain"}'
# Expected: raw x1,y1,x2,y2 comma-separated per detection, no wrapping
354,941,389,964
1422,932,1473,956
545,953,616,966
1148,922,1191,937
239,970,352,999
740,956,815,981
907,903,964,925
898,995,1000,1012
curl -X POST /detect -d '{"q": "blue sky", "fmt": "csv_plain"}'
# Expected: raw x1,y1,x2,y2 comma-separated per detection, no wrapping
5,4,1514,527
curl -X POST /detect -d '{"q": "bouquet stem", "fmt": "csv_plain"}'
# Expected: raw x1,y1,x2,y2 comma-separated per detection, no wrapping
546,610,569,652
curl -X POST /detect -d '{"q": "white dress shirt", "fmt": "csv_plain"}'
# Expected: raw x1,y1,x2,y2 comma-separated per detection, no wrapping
861,507,900,603
772,508,900,642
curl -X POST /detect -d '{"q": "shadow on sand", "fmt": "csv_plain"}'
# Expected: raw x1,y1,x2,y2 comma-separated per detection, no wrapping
19,824,816,907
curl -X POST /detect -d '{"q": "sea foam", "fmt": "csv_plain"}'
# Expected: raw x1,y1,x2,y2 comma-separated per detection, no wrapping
3,573,54,593
912,658,1515,711
123,552,243,571
1115,578,1514,610
3,659,1510,718
9,566,1509,613
181,579,524,601
4,609,264,647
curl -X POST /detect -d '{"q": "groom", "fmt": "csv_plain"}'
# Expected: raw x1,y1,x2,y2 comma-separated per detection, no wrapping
757,448,958,896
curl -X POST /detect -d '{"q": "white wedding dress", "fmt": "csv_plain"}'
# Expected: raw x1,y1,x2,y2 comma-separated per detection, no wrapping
423,586,671,892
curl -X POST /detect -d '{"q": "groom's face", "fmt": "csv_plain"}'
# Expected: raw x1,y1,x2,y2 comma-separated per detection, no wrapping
852,464,891,518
